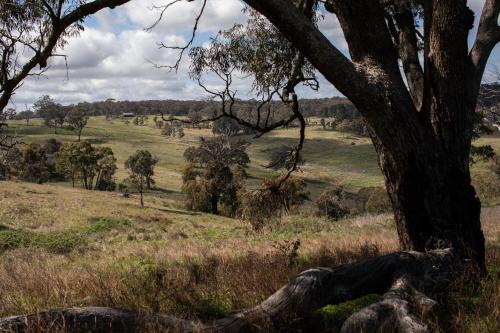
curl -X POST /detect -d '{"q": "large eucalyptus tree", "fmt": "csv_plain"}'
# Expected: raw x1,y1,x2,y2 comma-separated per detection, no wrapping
235,0,498,270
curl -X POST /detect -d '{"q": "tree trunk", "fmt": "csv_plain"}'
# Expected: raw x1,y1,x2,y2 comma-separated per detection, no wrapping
211,193,218,215
239,0,489,271
140,177,144,207
370,128,485,271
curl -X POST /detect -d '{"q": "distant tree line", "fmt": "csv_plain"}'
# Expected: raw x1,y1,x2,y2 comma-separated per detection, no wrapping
7,96,356,120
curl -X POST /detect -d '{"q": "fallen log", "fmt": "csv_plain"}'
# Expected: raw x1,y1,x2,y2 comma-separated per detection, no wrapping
340,277,436,333
0,249,463,333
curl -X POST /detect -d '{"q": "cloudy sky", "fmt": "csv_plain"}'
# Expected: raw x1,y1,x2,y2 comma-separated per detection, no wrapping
9,0,499,108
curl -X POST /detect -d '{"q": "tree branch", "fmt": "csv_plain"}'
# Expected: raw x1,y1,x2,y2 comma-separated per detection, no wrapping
0,0,132,113
468,0,500,105
0,249,463,333
392,0,424,111
242,0,375,104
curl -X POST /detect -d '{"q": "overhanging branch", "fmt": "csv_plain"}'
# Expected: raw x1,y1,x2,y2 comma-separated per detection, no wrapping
469,0,500,103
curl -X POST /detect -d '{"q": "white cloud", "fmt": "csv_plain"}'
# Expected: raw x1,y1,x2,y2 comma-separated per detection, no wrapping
9,0,498,108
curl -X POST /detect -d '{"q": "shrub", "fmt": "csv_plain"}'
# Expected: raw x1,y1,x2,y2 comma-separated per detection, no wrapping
85,217,131,233
473,172,500,200
316,186,350,220
358,187,392,214
19,144,51,183
334,118,367,136
0,230,85,254
239,176,309,230
490,155,500,177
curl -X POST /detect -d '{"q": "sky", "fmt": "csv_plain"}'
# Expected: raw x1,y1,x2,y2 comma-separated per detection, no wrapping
9,0,498,109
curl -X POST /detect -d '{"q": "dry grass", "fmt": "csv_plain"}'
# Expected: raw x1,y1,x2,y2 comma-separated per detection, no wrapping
0,181,498,332
1,118,499,331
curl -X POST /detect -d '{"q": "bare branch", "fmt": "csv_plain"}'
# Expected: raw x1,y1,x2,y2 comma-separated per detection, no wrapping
154,0,207,72
0,0,132,114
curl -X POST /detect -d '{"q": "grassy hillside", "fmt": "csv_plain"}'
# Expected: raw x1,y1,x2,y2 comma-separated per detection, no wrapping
6,116,500,203
0,180,498,331
4,117,383,194
1,117,500,331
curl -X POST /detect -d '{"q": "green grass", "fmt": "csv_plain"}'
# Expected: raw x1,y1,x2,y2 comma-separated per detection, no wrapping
1,117,499,331
4,117,388,199
7,116,499,202
85,217,131,233
0,229,85,254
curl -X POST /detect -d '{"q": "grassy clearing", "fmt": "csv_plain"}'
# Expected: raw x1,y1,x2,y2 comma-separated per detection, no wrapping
0,229,84,254
4,117,386,196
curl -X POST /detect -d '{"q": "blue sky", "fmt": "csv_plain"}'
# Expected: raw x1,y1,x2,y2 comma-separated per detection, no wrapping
10,0,499,108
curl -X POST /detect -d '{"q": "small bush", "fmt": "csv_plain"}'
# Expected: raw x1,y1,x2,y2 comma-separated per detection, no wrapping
239,176,309,230
315,186,350,220
85,217,131,233
0,230,85,254
473,172,500,200
358,187,391,214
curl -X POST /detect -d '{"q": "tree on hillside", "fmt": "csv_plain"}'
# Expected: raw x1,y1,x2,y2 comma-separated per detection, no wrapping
0,0,131,149
17,110,34,126
66,107,89,141
19,144,51,184
212,117,242,136
1,108,16,121
125,150,158,206
183,136,249,215
33,95,66,134
320,118,326,130
56,142,117,190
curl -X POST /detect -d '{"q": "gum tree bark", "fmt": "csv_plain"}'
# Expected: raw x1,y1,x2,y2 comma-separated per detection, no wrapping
240,0,500,271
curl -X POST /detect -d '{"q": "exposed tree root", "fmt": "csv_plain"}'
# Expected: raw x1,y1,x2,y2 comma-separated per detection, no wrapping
0,249,463,333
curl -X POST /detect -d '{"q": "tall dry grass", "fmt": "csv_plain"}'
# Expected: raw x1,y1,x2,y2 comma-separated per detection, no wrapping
0,203,498,332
